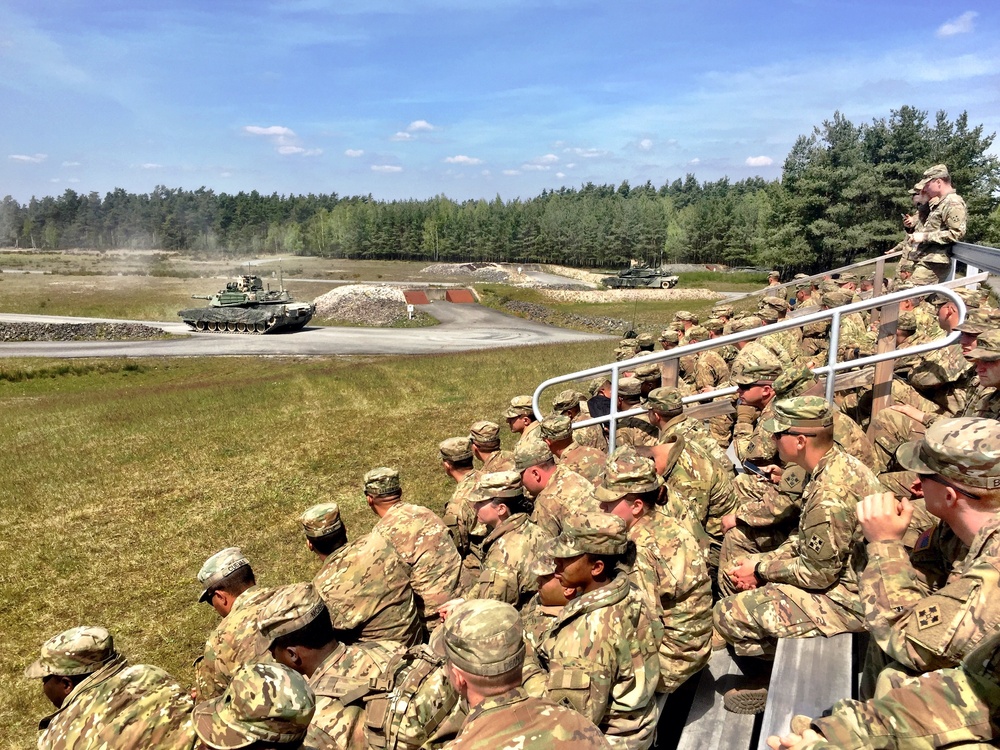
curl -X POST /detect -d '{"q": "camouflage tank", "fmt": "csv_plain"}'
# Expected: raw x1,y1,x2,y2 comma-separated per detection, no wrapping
179,275,315,333
602,265,679,289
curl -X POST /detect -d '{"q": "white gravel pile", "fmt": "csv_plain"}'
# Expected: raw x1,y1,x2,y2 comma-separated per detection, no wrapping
420,262,531,284
539,264,608,285
540,288,725,303
312,284,409,326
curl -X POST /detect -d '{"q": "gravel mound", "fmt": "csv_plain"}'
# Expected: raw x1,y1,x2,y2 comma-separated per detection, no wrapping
312,284,409,326
420,262,532,284
0,321,168,342
540,288,724,303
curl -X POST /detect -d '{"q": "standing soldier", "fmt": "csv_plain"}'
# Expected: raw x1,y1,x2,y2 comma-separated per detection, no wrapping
195,547,279,700
908,164,967,286
26,626,195,749
362,466,462,630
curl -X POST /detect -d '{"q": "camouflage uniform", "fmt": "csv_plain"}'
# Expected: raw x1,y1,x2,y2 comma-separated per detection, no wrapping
522,450,600,539
442,470,483,591
909,165,967,286
648,387,730,469
441,600,611,750
596,449,713,694
714,398,882,657
26,627,195,750
687,326,735,448
439,436,480,560
193,663,315,750
195,548,279,700
862,419,1000,688
314,528,423,646
466,471,552,607
541,413,606,484
526,515,661,750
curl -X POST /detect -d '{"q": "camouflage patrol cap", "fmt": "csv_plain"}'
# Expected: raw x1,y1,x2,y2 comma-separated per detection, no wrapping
632,362,662,383
587,377,610,397
595,446,662,502
659,329,680,344
364,466,401,497
930,287,979,310
837,272,860,284
915,177,930,191
761,396,835,434
503,395,535,419
908,185,921,196
25,626,118,679
685,325,710,342
674,310,698,323
725,317,759,335
442,599,525,677
299,503,343,539
893,280,915,291
617,338,640,351
472,470,524,501
617,376,642,397
636,332,656,348
198,547,251,603
731,361,782,386
898,259,915,271
761,296,789,312
550,512,629,558
540,414,573,441
256,583,327,644
897,310,918,333
711,304,734,317
923,163,950,180
758,307,779,323
615,346,636,361
768,270,780,279
772,366,818,399
439,436,473,463
530,553,556,577
552,388,585,413
965,329,1000,362
470,419,502,448
822,289,852,307
646,386,684,414
897,417,1000,490
514,439,554,471
703,317,725,334
194,663,315,749
792,273,809,280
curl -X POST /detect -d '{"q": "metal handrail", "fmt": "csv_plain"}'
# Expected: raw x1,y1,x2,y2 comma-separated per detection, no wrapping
534,284,968,446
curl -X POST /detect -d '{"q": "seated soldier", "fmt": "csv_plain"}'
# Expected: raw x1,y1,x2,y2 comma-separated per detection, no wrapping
539,413,605,484
856,418,1000,698
301,502,423,646
26,626,194,749
715,397,881,714
503,396,540,447
515,438,598,538
524,512,661,750
614,376,659,447
469,419,514,474
552,388,607,452
519,553,570,652
438,436,486,590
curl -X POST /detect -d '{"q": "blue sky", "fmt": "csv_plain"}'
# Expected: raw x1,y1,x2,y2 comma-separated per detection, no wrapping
2,1,998,203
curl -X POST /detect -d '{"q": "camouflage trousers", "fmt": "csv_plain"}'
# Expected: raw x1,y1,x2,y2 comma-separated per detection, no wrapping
713,584,864,658
717,521,797,598
911,260,952,287
871,407,927,473
810,665,1000,749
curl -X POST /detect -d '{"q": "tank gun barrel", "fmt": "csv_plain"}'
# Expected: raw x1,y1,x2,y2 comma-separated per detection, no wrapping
191,294,213,300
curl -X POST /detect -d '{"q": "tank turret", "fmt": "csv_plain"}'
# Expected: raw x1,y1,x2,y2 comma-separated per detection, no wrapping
178,274,315,333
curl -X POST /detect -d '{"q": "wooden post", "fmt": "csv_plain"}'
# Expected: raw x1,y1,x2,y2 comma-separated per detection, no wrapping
870,258,886,328
867,301,899,439
660,358,679,389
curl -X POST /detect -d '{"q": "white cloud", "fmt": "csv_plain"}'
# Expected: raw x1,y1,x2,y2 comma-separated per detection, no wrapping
67,178,80,183
278,145,323,156
9,153,47,163
564,147,606,159
444,155,482,165
502,169,520,176
555,172,566,179
937,11,977,37
638,138,653,151
62,160,81,167
390,131,413,141
521,164,550,171
244,125,296,137
689,157,701,165
745,155,773,167
371,164,403,173
141,163,163,169
344,149,364,157
407,120,436,132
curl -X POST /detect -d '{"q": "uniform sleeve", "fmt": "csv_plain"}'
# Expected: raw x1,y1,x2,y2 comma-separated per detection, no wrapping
194,636,229,701
758,495,854,589
861,540,932,637
407,526,463,621
921,198,967,247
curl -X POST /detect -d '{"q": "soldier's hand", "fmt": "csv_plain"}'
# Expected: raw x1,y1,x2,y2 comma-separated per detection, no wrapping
902,213,916,229
766,729,825,750
721,513,738,533
857,492,912,543
761,464,782,484
909,478,924,498
892,403,926,424
437,597,465,621
911,231,926,244
727,559,759,591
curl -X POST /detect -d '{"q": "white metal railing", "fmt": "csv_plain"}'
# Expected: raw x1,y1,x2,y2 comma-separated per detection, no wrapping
534,284,969,446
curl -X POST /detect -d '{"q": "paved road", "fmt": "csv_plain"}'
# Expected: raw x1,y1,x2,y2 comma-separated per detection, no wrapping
0,302,610,358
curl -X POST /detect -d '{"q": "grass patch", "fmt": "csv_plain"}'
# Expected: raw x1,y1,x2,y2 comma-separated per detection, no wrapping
675,270,769,290
0,340,617,745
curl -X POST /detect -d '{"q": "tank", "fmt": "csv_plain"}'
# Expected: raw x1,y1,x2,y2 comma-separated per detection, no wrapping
601,265,679,289
178,275,315,333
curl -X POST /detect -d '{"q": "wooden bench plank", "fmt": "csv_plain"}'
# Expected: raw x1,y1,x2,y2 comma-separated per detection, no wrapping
756,634,854,749
677,648,759,750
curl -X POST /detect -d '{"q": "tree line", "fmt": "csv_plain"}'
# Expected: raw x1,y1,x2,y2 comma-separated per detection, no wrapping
2,107,998,274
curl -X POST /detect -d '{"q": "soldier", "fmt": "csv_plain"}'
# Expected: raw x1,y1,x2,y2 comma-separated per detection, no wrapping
644,385,728,467
257,582,403,748
503,396,540,447
658,328,680,350
551,389,607,452
767,270,781,286
26,626,195,750
675,310,699,335
515,438,598,538
539,413,605,484
634,331,657,352
440,600,611,750
303,502,423,647
889,258,915,292
908,164,967,286
687,324,734,448
856,418,1000,694
632,362,665,400
964,328,1000,420
469,420,514,474
195,547,279,700
519,553,570,651
597,448,713,694
192,663,315,750
363,466,462,629
712,304,734,323
822,289,875,360
524,513,661,749
438,436,484,583
731,361,783,462
614,376,659,447
715,397,881,714
460,471,551,606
